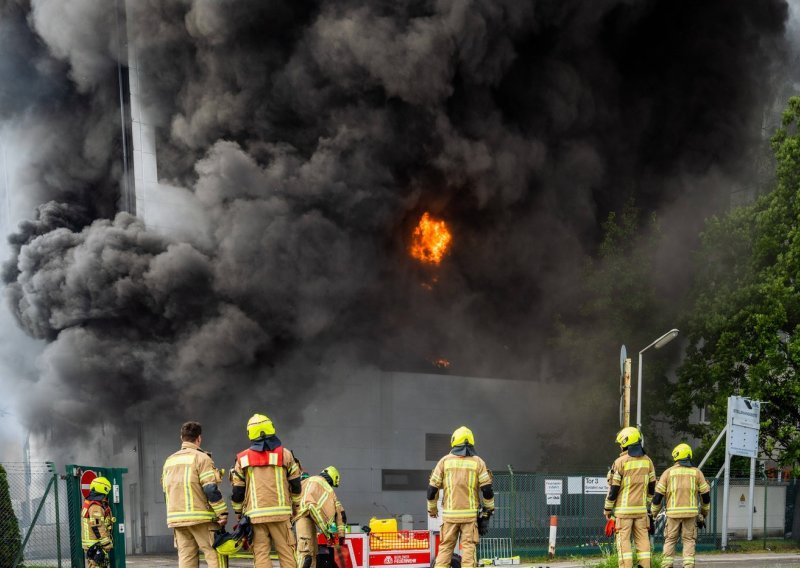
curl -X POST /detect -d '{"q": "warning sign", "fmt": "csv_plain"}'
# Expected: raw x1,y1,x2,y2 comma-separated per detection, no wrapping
545,479,563,495
80,470,97,498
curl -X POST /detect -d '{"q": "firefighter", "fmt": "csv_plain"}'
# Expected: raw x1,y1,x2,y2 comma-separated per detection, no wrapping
603,427,656,568
231,413,302,568
162,421,229,568
294,466,347,568
651,443,711,568
427,426,494,568
81,476,114,567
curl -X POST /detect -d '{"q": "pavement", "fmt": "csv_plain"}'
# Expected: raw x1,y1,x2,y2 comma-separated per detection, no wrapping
125,553,800,567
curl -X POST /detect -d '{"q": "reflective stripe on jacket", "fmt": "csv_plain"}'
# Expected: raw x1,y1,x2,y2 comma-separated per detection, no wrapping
607,452,656,517
162,441,226,527
81,501,113,549
231,446,301,522
655,464,710,518
294,475,344,536
429,454,493,522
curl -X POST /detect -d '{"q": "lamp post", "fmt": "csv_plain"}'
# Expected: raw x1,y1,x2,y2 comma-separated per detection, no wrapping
637,328,679,431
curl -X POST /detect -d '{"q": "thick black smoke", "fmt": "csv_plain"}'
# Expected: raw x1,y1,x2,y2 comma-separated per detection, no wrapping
0,0,793,445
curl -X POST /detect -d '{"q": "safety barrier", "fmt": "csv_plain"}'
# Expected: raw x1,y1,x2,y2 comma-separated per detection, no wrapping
0,461,69,568
477,537,512,561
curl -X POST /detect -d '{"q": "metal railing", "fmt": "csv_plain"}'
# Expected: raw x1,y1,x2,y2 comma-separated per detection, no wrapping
477,537,513,561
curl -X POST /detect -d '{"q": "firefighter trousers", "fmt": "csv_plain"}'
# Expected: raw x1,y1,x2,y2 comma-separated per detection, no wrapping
253,520,297,568
434,520,479,568
615,516,650,568
662,517,697,567
295,515,319,568
174,522,228,568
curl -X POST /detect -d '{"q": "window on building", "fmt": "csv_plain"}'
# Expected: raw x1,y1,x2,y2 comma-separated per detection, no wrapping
425,433,450,461
381,469,430,491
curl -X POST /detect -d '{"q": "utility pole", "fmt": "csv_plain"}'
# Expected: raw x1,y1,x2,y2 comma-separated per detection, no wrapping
622,358,632,427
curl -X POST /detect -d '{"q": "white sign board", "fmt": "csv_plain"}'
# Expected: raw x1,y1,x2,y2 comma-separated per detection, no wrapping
584,477,609,495
568,477,583,495
546,494,561,505
727,396,761,458
545,479,563,495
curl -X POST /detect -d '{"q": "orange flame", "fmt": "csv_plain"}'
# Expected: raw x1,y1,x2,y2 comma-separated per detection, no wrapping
410,212,452,265
432,358,451,369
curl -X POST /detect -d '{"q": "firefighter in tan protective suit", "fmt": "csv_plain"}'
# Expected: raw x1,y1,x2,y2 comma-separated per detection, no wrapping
651,444,711,568
428,426,494,568
604,427,656,568
81,476,114,567
231,414,302,568
162,421,229,568
294,466,347,568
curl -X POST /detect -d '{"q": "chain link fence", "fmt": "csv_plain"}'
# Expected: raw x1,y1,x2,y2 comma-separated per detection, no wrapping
0,462,69,567
482,471,800,557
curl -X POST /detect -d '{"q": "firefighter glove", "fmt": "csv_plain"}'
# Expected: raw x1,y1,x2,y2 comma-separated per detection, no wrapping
604,517,616,538
427,502,438,518
477,515,490,536
696,515,706,529
218,512,229,528
604,509,612,520
648,515,655,535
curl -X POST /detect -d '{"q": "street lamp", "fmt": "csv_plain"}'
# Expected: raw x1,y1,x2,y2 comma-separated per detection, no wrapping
637,328,679,431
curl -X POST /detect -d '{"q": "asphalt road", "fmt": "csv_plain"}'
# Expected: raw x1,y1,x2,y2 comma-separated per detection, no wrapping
127,553,800,567
526,553,800,567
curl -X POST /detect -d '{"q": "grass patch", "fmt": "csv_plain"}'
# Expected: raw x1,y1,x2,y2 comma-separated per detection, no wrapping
722,538,800,553
583,546,665,568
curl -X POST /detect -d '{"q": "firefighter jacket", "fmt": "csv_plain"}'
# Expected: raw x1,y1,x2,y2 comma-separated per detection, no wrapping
294,475,345,537
652,464,711,518
428,454,494,523
604,451,656,518
231,445,301,523
81,496,113,550
162,441,227,527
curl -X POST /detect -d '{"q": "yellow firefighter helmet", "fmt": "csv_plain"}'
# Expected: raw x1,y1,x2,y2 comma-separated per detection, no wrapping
89,476,112,496
672,443,693,461
615,427,641,449
451,426,475,447
214,531,243,555
247,413,276,440
322,466,341,487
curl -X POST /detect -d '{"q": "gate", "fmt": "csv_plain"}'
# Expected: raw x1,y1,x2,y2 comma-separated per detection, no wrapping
65,464,128,568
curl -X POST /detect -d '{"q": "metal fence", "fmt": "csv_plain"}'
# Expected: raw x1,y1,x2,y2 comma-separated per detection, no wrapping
485,471,724,557
0,462,69,567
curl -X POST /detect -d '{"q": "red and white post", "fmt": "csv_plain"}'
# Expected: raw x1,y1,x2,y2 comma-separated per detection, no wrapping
548,515,557,558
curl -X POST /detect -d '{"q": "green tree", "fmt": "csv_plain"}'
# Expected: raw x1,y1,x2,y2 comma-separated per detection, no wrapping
0,464,23,567
671,97,800,470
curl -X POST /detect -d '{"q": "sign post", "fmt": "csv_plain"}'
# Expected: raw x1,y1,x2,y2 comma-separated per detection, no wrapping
721,396,761,549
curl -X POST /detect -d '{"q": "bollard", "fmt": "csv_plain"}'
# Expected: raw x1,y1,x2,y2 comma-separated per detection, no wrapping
548,515,557,558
